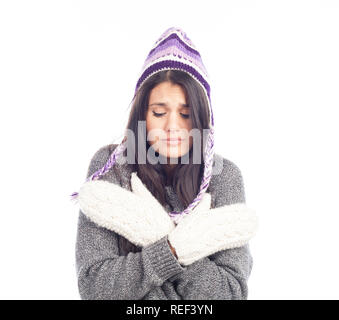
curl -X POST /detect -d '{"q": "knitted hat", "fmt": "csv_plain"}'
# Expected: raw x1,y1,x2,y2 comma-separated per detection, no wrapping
71,27,215,225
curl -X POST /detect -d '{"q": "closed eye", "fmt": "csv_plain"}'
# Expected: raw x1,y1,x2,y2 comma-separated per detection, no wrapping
181,113,190,119
152,111,166,117
152,111,190,119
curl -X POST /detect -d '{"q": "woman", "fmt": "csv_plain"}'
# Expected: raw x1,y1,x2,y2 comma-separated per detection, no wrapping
71,27,258,300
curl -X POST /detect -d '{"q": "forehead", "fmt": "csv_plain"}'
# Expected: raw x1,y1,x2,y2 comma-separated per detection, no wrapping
148,82,188,108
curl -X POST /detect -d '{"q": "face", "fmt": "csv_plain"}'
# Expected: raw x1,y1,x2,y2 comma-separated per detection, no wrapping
146,81,193,162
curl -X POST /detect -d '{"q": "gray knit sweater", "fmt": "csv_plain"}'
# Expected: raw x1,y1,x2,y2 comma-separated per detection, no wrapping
75,144,253,300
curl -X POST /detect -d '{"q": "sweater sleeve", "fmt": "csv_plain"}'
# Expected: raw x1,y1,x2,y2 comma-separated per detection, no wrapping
167,158,254,300
75,144,186,300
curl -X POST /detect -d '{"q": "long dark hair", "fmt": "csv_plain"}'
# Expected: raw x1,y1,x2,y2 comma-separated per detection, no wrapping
119,69,211,253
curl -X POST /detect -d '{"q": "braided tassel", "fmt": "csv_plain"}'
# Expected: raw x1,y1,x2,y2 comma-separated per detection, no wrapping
70,139,127,204
168,126,215,224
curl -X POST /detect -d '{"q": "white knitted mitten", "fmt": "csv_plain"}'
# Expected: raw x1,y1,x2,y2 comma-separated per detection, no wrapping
167,193,258,266
78,172,175,247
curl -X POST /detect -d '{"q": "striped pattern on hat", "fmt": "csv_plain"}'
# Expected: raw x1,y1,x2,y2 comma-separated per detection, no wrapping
134,27,214,127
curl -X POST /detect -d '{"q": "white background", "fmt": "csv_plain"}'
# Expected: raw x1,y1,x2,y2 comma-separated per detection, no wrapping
1,0,338,300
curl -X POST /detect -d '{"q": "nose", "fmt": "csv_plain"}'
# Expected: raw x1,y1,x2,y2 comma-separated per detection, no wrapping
165,112,182,134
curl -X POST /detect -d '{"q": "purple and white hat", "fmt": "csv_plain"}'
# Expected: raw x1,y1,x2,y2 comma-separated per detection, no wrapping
71,27,215,225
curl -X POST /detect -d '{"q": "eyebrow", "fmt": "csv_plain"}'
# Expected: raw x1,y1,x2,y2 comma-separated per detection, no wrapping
148,102,189,108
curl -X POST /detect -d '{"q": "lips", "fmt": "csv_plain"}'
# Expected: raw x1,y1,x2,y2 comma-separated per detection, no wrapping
161,138,183,145
162,138,182,141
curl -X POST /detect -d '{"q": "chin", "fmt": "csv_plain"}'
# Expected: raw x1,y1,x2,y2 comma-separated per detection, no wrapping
158,146,190,161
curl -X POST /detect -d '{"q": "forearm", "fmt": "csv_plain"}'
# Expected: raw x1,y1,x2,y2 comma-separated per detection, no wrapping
170,245,253,300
